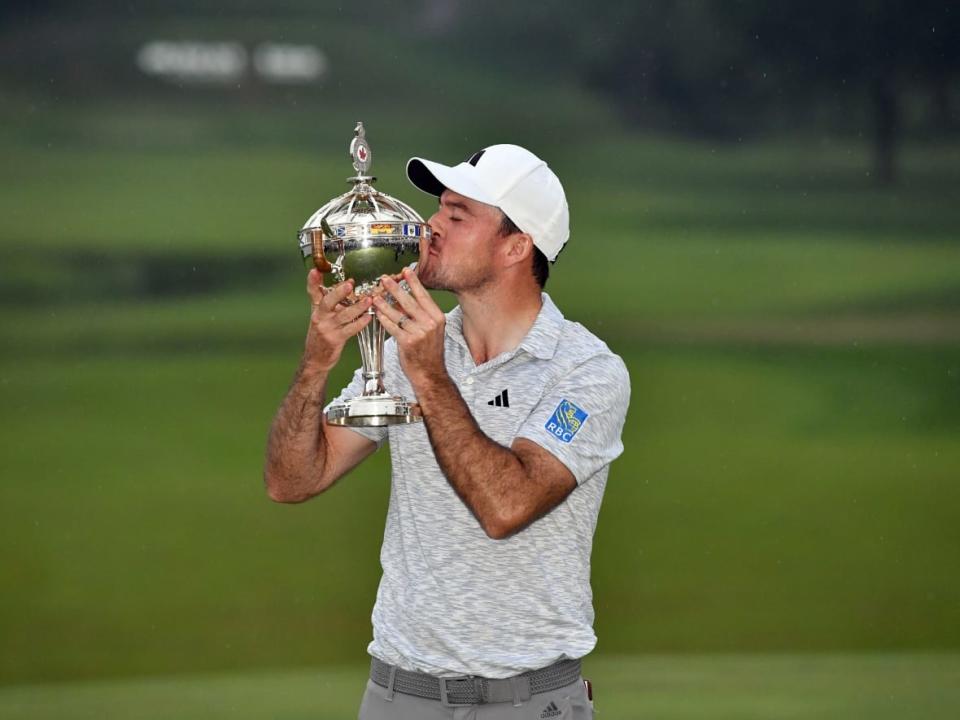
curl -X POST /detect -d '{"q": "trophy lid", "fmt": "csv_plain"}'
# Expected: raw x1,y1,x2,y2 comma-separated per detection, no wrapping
298,122,430,288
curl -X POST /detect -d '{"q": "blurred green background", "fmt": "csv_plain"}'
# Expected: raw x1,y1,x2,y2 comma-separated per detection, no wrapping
1,2,959,718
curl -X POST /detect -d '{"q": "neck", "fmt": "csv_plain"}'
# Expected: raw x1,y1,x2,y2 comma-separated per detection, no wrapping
456,281,543,366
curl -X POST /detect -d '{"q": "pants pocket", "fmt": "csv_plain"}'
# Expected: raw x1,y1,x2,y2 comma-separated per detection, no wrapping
567,684,594,720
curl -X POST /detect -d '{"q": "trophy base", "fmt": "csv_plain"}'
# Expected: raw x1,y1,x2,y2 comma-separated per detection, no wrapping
326,395,423,427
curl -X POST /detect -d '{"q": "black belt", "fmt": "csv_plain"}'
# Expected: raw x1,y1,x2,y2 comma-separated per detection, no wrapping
370,656,581,706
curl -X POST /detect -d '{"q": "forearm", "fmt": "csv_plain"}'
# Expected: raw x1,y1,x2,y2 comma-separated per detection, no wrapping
417,374,530,538
372,270,572,537
264,358,335,503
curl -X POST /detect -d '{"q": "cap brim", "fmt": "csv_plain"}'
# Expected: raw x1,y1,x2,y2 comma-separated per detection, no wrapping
406,158,496,206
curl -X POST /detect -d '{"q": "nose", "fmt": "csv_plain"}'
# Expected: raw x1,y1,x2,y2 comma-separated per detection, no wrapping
426,211,442,238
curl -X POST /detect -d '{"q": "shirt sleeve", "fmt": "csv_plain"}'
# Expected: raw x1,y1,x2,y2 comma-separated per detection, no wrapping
324,365,390,448
515,352,630,484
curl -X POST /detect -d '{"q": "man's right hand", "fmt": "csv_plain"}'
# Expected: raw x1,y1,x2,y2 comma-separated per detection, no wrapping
304,269,373,372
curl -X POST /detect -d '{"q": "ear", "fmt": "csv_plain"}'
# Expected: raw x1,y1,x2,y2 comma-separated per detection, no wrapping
502,232,534,269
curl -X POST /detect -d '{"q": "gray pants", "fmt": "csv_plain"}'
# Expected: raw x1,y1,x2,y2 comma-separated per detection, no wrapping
358,677,594,720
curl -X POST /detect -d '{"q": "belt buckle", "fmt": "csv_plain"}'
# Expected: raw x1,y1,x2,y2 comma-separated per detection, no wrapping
439,675,484,706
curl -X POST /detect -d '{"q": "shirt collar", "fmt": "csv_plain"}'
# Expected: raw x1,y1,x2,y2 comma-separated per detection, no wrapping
445,292,564,361
519,293,564,360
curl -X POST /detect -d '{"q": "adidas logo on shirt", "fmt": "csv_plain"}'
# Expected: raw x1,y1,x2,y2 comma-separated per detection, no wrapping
540,701,562,718
487,389,510,408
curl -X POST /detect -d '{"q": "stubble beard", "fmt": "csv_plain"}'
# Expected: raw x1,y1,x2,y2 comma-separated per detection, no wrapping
417,254,494,295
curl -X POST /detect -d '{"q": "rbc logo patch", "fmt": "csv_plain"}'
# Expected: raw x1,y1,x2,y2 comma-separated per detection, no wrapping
545,399,588,443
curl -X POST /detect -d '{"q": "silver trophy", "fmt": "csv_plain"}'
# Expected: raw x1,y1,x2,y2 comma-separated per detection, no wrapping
298,122,430,426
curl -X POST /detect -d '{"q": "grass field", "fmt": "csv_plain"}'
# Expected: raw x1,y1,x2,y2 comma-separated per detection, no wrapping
2,345,958,683
1,655,958,720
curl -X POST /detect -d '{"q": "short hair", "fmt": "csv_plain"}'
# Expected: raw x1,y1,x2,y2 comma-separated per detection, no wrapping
499,212,549,289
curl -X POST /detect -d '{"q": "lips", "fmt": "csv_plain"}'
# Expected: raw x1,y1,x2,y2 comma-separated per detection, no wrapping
420,230,440,258
416,247,438,278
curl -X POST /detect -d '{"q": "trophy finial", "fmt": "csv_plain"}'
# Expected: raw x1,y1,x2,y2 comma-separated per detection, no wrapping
350,121,372,175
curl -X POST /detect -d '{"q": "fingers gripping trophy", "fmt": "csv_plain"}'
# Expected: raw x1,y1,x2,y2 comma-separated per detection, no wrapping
297,122,430,426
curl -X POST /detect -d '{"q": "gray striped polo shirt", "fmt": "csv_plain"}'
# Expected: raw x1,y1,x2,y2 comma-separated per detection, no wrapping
329,293,630,678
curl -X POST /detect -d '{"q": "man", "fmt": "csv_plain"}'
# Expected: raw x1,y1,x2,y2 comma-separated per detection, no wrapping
264,144,629,720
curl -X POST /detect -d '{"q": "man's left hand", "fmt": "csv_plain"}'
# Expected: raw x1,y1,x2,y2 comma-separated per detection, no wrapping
373,268,447,389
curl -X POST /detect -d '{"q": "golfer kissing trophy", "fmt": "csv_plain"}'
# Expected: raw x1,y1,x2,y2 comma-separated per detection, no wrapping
297,122,430,426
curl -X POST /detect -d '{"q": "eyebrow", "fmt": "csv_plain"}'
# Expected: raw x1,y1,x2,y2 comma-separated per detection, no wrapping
441,199,473,215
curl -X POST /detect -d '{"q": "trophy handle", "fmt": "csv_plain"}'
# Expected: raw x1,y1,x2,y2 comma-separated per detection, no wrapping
308,228,333,273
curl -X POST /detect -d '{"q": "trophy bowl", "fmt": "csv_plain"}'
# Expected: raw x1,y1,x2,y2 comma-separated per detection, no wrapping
297,122,430,426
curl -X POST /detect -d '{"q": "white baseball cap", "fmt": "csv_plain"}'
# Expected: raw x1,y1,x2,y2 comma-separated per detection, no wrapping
406,144,570,262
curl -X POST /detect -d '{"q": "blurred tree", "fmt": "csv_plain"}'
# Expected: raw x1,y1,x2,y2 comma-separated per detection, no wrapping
3,0,956,183
0,0,66,22
448,0,959,183
573,1,750,136
725,0,960,183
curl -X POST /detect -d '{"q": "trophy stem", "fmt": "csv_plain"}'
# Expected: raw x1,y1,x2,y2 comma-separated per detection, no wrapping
324,303,422,426
357,308,387,396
